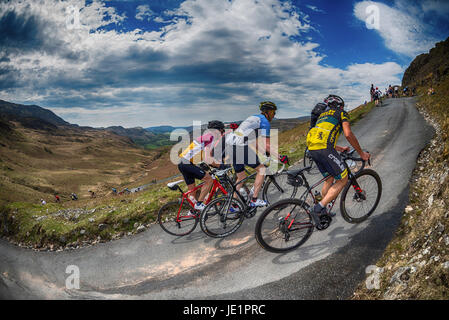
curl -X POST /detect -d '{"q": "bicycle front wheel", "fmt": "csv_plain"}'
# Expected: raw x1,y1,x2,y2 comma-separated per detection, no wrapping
200,196,245,238
340,169,382,223
262,172,298,205
255,199,314,253
158,200,198,236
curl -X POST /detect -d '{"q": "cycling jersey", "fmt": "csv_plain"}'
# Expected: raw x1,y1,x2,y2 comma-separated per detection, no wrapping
179,133,215,164
225,114,270,146
306,108,349,151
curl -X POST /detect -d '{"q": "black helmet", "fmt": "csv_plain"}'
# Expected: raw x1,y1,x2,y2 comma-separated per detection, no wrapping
207,120,225,130
324,95,344,109
259,101,277,112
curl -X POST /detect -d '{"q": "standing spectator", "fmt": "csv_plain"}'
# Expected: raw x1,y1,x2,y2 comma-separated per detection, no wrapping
370,84,375,102
41,199,46,205
55,194,60,203
71,193,78,200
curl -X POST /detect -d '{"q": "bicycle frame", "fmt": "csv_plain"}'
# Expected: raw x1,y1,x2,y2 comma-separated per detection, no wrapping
175,177,228,222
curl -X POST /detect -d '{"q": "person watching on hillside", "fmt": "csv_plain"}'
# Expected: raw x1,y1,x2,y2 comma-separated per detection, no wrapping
178,120,227,211
225,101,288,207
306,94,370,230
374,87,381,106
370,84,375,102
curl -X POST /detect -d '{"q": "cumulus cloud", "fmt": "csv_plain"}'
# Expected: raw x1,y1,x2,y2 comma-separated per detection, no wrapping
0,0,404,127
135,4,153,21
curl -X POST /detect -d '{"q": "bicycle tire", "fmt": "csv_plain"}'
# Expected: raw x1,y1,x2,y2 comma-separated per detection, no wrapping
255,198,314,253
158,200,198,236
200,196,245,238
262,172,298,205
340,169,382,223
303,148,319,175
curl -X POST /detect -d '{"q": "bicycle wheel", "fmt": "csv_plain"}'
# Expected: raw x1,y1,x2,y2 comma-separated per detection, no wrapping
262,172,298,205
200,196,245,238
340,169,382,223
255,198,314,253
158,200,198,236
303,149,319,175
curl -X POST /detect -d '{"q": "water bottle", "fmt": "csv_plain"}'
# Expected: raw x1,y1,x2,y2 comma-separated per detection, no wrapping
188,195,197,205
314,190,322,203
249,186,255,199
239,188,248,200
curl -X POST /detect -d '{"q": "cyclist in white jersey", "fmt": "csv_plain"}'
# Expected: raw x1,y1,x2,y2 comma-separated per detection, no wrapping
225,101,285,207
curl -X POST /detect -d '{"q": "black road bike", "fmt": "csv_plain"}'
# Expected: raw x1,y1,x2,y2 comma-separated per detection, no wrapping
255,149,382,253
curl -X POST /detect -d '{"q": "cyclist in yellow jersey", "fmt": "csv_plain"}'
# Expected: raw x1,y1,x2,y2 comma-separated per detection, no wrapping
306,95,370,229
178,120,226,211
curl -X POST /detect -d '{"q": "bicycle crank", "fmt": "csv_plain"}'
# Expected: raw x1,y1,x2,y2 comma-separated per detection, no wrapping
316,215,332,230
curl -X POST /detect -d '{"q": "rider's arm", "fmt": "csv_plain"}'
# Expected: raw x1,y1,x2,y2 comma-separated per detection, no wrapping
342,122,370,161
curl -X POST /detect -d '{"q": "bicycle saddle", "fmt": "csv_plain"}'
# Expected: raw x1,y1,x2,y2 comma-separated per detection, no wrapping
167,180,184,190
286,167,309,177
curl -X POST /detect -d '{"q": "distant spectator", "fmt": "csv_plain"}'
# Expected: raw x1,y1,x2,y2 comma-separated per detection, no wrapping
88,190,96,198
370,84,375,101
428,87,435,95
55,195,60,203
41,199,46,205
112,188,117,195
71,193,78,200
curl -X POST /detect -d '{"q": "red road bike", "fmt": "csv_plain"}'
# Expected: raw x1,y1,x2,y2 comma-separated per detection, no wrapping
157,168,232,236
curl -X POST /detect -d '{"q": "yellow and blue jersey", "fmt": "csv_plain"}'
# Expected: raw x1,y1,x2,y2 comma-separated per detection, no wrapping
306,108,349,151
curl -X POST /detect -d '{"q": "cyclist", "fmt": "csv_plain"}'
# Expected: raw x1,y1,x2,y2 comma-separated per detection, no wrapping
225,101,288,207
178,120,227,211
306,95,370,229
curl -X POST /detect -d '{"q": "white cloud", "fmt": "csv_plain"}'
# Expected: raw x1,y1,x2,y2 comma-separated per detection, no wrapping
135,4,153,21
0,0,405,127
354,1,441,58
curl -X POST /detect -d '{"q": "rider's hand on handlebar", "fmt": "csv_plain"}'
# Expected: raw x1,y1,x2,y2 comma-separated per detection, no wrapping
361,151,371,162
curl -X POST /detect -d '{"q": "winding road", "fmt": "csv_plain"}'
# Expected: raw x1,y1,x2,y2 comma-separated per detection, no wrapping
0,97,435,299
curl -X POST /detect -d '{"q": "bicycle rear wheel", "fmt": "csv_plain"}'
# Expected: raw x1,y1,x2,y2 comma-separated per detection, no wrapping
158,200,198,236
255,198,314,253
262,172,298,205
340,169,382,223
200,196,245,238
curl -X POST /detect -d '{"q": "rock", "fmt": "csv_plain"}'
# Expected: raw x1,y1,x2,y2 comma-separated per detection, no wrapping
59,236,66,243
123,218,129,224
136,225,146,233
88,218,95,223
390,266,415,285
405,206,413,213
442,262,449,269
133,222,139,228
98,223,107,231
80,229,86,235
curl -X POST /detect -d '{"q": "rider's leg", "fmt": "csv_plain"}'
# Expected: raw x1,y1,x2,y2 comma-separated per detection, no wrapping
251,164,266,199
320,175,348,207
198,173,213,202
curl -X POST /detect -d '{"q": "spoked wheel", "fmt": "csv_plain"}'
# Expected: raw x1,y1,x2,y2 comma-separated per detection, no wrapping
255,199,314,253
303,149,319,175
340,169,382,223
200,196,245,238
262,172,298,205
158,200,198,236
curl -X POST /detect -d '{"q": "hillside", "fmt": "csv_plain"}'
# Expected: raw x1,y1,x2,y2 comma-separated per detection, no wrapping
353,37,449,299
0,112,178,205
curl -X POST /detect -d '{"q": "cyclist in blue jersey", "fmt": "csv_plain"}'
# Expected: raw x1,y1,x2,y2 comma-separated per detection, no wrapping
225,101,287,207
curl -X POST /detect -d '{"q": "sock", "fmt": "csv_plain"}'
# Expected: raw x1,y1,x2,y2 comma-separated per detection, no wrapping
197,201,203,205
314,202,324,212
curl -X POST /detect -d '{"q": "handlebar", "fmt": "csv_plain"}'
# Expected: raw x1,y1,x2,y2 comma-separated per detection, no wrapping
340,148,371,168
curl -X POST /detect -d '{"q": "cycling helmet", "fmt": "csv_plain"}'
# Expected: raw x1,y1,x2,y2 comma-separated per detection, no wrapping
259,101,277,112
207,120,225,130
324,95,344,109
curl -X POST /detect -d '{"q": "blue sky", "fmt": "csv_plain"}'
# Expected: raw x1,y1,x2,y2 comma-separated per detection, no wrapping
0,0,448,127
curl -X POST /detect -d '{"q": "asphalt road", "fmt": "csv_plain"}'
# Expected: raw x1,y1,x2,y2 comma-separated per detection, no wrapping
0,97,435,300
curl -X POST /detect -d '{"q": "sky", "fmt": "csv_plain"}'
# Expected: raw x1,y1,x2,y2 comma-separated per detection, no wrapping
0,0,448,128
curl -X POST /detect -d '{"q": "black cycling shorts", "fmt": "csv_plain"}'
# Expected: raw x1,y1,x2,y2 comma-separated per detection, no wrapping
309,148,348,180
178,163,206,185
226,144,261,173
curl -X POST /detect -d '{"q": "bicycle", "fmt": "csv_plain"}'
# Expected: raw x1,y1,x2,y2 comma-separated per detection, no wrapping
303,147,319,175
157,168,232,236
255,149,382,253
199,161,296,238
